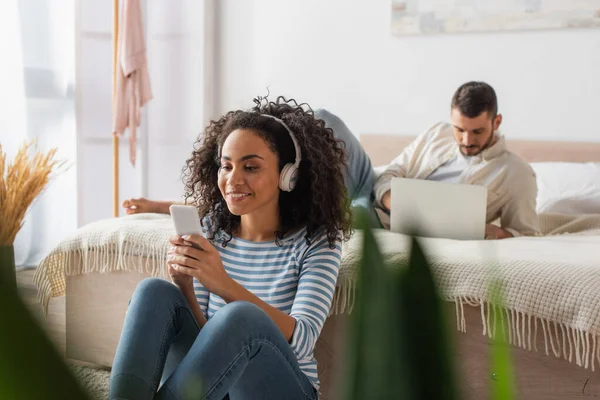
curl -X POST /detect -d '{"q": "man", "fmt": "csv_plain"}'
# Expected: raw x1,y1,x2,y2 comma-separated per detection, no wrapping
374,81,539,238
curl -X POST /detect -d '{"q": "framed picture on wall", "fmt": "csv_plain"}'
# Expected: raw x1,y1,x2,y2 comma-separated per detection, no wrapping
391,0,600,35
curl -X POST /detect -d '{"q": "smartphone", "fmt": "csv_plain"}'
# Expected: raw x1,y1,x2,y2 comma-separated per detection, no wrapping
169,205,203,248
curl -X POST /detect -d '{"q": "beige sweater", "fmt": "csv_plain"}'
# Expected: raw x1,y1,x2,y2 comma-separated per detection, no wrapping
374,122,539,236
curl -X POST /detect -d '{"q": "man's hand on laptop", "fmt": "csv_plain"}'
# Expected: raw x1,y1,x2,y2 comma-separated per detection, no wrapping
381,190,392,212
485,224,513,240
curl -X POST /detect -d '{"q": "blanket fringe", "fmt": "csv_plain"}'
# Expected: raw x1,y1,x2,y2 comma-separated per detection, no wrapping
34,242,171,314
330,278,356,316
329,284,600,372
454,297,600,372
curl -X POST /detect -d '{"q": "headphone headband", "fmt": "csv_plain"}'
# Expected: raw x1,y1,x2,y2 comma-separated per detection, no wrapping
261,114,302,167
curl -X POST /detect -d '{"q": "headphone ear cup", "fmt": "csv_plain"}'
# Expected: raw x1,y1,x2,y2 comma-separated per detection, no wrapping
279,163,298,192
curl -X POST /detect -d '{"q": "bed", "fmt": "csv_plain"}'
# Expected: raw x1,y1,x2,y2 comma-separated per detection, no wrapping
34,135,600,400
361,135,600,399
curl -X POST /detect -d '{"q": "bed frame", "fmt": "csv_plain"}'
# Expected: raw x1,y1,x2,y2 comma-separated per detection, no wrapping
62,135,600,400
362,134,600,165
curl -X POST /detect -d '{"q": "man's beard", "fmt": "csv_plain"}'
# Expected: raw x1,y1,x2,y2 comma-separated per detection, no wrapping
459,123,496,156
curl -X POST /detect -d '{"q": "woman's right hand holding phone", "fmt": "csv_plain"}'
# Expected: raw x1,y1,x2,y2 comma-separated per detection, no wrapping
167,234,209,327
168,236,194,291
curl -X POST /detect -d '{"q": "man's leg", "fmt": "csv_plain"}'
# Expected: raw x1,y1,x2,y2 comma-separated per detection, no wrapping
315,108,381,227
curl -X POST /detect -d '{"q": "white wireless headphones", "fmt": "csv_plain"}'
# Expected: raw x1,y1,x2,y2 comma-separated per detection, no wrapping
261,114,302,192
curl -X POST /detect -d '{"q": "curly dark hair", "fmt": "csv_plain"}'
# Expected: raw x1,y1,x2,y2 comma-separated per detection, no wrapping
182,96,353,248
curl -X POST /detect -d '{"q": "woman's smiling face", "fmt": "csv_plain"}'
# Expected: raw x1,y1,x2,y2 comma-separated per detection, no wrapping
218,128,281,217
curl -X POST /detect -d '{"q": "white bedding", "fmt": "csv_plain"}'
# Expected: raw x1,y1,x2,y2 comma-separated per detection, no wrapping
338,215,600,371
531,162,600,215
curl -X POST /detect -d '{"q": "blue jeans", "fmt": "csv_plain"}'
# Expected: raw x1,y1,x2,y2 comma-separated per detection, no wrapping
315,109,381,228
109,278,318,400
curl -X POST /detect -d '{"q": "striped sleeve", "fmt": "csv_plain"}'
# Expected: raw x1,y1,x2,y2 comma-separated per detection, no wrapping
193,278,210,317
289,235,342,359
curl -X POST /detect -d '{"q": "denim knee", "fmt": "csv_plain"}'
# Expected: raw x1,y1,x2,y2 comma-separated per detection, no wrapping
134,277,175,296
130,277,181,306
209,301,268,330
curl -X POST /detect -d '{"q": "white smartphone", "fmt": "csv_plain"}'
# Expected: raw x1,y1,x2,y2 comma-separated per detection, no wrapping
169,204,203,237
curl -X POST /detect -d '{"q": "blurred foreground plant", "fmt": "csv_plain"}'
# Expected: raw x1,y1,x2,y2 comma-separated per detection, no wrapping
343,209,515,399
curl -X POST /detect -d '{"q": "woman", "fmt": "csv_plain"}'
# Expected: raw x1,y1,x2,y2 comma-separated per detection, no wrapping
122,109,380,228
109,96,353,400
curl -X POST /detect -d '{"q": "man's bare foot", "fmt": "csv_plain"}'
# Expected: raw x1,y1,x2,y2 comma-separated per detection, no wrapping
122,198,161,215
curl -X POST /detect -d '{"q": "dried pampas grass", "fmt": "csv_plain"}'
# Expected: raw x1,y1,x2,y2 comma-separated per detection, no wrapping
0,141,65,246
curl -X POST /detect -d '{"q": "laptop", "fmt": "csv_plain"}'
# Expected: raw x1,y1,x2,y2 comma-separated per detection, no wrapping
390,178,488,240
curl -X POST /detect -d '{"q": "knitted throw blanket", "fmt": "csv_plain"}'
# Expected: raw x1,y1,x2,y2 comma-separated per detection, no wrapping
34,213,600,370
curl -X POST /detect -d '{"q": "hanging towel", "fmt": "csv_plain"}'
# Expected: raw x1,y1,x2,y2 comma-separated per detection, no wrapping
112,0,152,166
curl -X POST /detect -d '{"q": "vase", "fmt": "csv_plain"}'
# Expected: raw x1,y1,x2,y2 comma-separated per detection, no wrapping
0,245,16,290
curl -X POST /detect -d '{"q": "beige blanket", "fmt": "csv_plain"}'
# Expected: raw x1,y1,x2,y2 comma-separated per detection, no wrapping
34,212,600,369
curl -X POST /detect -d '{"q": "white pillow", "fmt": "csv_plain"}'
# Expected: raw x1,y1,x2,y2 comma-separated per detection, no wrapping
530,162,600,215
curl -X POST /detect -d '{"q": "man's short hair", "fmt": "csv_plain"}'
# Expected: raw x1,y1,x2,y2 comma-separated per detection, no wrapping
451,81,498,119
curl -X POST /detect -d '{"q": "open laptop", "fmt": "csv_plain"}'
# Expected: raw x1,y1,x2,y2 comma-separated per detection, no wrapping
390,178,488,240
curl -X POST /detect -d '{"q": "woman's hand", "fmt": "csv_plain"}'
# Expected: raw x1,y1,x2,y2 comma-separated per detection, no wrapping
167,236,194,291
167,234,234,297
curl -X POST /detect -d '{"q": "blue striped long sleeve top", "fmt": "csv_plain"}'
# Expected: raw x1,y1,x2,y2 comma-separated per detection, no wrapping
193,224,342,390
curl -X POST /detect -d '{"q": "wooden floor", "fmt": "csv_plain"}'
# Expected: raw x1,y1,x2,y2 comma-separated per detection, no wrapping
16,269,67,357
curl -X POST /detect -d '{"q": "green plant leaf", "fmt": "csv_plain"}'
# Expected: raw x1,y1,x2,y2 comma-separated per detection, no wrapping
400,237,459,400
344,209,414,399
489,280,516,400
0,284,91,399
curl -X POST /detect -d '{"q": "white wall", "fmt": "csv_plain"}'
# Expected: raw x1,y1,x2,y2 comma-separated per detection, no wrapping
215,0,600,142
75,0,599,226
1,0,77,266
